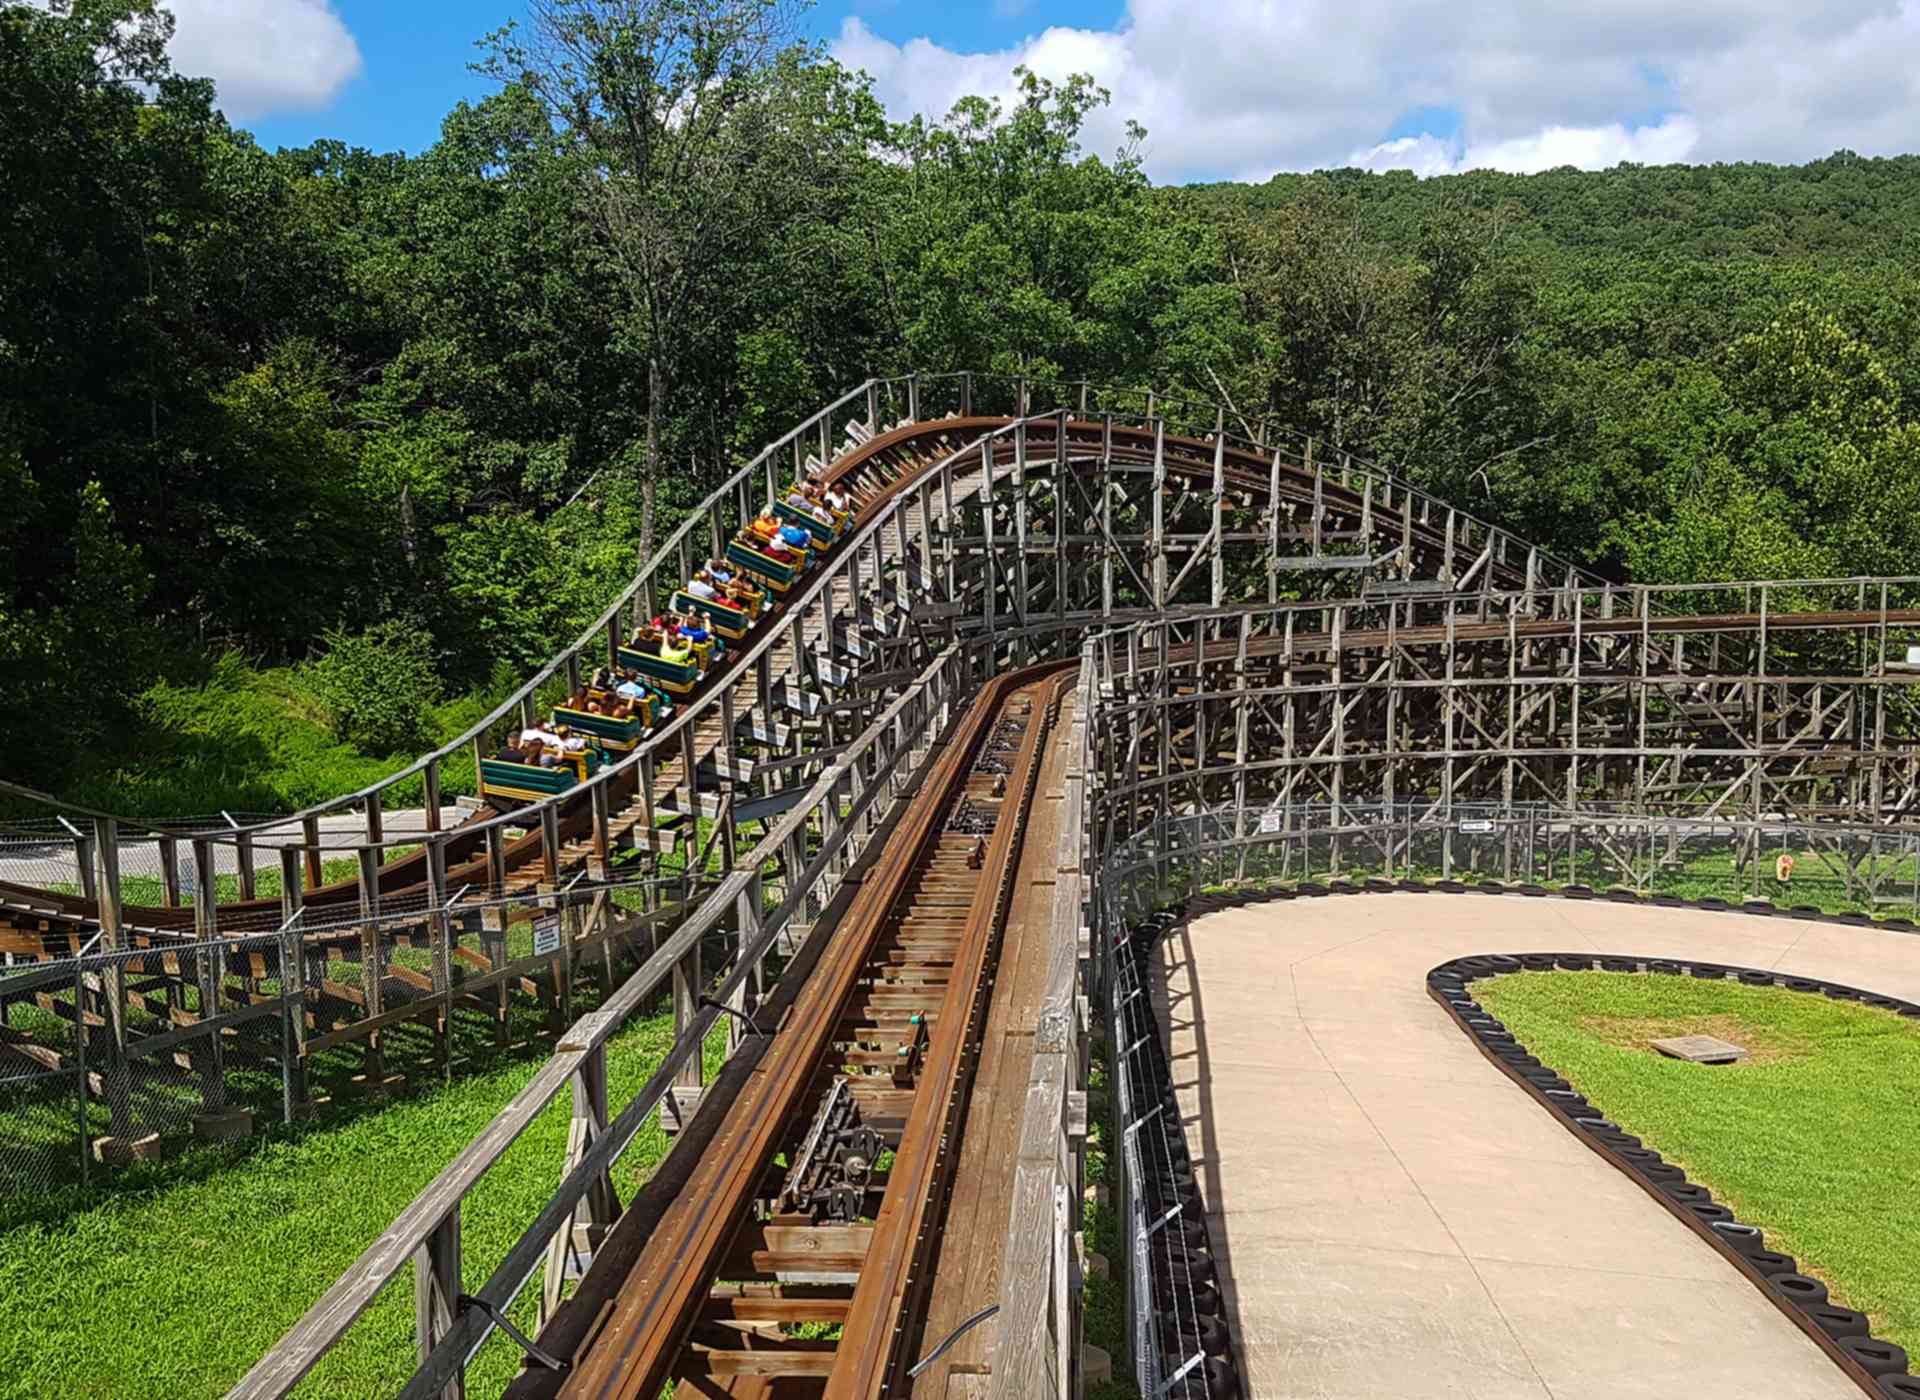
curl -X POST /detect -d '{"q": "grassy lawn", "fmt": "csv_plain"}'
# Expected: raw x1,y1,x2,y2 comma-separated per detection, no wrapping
0,999,726,1400
1476,971,1920,1359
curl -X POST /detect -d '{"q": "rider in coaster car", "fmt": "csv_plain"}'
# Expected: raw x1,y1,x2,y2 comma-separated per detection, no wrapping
744,525,794,563
676,611,713,647
708,558,765,610
785,484,835,525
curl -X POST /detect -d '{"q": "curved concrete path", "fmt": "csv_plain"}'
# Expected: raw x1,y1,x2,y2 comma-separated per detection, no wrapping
1155,894,1920,1399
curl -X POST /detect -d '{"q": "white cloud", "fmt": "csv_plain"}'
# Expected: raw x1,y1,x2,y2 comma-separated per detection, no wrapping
1352,116,1702,177
164,0,363,121
1346,134,1460,179
832,1,1920,182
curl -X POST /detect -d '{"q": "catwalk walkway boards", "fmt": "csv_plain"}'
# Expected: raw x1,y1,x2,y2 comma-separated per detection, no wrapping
1156,895,1920,1399
911,686,1078,1396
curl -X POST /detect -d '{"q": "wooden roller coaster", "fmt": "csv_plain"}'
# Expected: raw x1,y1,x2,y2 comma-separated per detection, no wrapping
508,664,1072,1398
14,373,1920,1400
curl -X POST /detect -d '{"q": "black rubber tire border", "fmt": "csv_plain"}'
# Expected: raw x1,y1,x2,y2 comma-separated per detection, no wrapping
1423,952,1916,1398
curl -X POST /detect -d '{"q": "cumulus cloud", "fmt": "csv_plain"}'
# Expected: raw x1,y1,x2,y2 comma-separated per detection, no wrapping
833,1,1920,182
1352,116,1702,177
165,0,363,121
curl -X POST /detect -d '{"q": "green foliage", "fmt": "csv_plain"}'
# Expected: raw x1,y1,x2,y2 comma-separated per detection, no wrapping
1478,973,1920,1359
0,1000,713,1400
306,620,444,755
57,652,485,817
16,0,1920,817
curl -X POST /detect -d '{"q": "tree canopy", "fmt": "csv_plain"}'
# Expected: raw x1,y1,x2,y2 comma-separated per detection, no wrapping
9,0,1920,801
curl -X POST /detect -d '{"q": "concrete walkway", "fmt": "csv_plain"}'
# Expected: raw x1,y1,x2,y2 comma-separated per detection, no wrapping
1156,894,1920,1399
0,806,469,891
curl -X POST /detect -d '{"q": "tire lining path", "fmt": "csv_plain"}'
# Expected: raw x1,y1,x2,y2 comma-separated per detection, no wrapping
1154,894,1920,1399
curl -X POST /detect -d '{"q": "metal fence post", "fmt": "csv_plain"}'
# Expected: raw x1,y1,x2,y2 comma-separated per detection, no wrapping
280,927,305,1125
191,838,225,1112
92,817,130,1136
427,837,453,1083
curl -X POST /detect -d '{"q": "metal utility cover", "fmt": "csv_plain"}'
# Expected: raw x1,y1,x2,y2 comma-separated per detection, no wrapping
1650,1034,1748,1064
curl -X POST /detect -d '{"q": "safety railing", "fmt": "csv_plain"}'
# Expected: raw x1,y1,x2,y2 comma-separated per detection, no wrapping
226,634,978,1398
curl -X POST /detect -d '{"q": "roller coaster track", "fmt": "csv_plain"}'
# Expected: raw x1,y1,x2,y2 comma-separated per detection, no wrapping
15,375,1920,1400
501,663,1072,1399
0,406,1607,945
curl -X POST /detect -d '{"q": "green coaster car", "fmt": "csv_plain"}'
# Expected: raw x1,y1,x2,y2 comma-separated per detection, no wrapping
479,746,603,804
773,498,845,547
618,641,701,693
727,538,802,592
672,589,755,640
553,702,648,751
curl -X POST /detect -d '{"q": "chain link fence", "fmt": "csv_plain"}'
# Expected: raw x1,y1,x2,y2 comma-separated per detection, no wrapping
0,931,293,1196
1087,797,1920,1400
1104,800,1920,918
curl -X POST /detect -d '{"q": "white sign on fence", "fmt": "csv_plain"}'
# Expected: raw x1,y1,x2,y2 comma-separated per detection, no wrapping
1258,811,1282,834
532,915,562,957
1459,820,1496,834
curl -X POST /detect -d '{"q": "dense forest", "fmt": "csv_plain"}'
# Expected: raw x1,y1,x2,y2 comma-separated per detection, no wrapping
7,0,1920,813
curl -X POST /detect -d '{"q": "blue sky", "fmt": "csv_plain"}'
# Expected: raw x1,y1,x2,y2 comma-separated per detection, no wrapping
180,0,1920,184
240,0,1126,157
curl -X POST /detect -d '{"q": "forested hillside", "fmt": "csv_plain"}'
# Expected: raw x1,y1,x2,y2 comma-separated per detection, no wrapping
7,0,1920,812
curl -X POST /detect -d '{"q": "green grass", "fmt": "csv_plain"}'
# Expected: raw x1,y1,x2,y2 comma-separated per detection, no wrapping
53,651,512,819
44,854,370,909
0,998,730,1400
1475,971,1920,1359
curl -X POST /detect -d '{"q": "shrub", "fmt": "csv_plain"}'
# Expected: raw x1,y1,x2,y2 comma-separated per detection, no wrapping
306,621,443,755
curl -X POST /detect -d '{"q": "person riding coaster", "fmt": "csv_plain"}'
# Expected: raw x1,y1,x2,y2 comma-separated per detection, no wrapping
555,685,652,750
671,610,720,665
750,511,813,560
479,725,606,803
774,484,845,545
674,576,755,640
706,559,767,611
610,668,675,720
728,525,804,591
618,622,702,693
